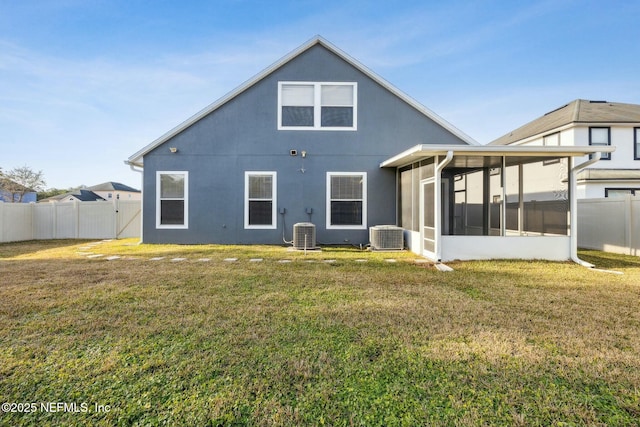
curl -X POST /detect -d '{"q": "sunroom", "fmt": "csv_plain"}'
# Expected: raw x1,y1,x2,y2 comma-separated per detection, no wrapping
381,145,615,263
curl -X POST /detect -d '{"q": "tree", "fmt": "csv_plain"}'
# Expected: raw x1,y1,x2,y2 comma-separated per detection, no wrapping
0,166,46,203
36,188,69,201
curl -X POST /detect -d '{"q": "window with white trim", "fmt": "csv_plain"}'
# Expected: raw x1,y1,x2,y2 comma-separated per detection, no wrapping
278,82,357,130
326,172,367,229
156,172,188,228
589,127,611,160
635,127,640,160
245,172,277,229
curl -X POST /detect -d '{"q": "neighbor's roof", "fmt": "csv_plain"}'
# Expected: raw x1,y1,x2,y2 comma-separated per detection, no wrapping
489,99,640,146
40,189,106,202
69,190,106,202
88,182,140,192
127,35,478,166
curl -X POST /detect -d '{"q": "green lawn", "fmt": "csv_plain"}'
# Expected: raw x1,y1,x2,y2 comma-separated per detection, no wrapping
1,239,639,426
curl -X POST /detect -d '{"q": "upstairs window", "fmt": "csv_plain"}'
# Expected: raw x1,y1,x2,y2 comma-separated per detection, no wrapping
589,127,611,160
635,127,640,160
278,82,357,130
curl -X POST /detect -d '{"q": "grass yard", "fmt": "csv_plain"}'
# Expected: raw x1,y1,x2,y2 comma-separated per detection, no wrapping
1,239,640,426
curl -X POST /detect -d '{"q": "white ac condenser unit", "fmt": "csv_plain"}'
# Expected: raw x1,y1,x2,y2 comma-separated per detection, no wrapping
369,225,404,251
293,222,316,249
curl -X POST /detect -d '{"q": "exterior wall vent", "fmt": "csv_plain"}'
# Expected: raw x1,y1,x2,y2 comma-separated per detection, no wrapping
293,222,316,249
370,225,404,250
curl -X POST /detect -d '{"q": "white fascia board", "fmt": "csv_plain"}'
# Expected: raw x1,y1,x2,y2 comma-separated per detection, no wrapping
128,36,479,165
507,123,576,146
380,144,616,168
316,38,479,146
127,37,324,165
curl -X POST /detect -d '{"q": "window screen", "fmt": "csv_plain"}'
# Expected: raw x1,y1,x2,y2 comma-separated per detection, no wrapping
158,172,187,227
246,173,276,228
329,174,364,226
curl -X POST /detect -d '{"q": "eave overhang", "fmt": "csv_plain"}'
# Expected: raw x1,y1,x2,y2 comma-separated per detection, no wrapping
127,36,478,167
380,144,616,169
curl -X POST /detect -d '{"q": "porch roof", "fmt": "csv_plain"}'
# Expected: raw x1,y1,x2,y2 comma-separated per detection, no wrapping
380,144,616,169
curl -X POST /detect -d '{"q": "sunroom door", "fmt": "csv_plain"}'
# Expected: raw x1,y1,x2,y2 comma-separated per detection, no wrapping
420,178,436,259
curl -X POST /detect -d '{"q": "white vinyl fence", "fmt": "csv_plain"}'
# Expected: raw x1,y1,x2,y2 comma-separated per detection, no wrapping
577,195,639,256
0,200,140,243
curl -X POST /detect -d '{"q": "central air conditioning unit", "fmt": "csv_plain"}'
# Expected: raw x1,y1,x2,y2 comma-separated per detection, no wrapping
369,225,404,251
293,222,316,249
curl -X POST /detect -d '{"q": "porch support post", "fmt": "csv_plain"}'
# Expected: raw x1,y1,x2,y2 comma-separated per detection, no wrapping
435,151,453,261
518,164,524,235
482,167,490,235
501,156,506,237
570,153,601,267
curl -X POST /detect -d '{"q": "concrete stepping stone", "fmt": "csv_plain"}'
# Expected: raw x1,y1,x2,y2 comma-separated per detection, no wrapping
385,259,397,263
223,258,238,262
249,258,263,262
355,259,368,263
87,254,104,258
171,257,187,262
278,259,292,263
197,258,211,262
323,259,336,263
149,257,165,261
106,256,121,261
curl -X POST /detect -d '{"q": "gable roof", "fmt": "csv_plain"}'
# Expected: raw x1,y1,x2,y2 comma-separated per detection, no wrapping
489,99,640,145
88,182,140,192
127,36,477,166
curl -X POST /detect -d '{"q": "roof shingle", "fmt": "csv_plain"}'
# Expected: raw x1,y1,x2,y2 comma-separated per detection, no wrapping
489,99,640,145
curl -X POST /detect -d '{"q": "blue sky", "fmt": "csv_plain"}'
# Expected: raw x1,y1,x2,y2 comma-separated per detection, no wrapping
1,0,639,190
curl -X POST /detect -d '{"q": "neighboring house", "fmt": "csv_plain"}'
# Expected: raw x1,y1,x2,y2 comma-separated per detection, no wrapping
88,182,141,201
489,99,640,199
0,179,37,203
127,36,611,262
41,189,106,203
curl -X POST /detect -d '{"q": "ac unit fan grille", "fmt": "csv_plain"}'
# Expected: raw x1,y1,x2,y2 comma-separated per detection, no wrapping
293,222,316,249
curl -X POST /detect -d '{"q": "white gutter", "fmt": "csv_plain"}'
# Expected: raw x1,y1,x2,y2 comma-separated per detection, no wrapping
569,152,601,268
434,151,454,262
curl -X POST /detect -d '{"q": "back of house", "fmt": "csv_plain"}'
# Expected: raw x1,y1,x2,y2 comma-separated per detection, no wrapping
127,36,474,245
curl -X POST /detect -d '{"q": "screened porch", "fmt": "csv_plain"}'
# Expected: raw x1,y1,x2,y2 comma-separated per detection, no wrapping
381,145,614,262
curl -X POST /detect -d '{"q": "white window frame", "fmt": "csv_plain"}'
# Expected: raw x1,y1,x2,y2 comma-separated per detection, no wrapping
278,82,357,131
589,127,611,160
156,171,189,229
244,171,277,229
326,172,367,230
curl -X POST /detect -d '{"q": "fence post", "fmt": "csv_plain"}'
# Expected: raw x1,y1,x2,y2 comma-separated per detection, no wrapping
30,202,35,240
113,198,119,239
633,196,639,256
52,201,57,239
0,202,4,242
626,194,632,256
74,199,80,239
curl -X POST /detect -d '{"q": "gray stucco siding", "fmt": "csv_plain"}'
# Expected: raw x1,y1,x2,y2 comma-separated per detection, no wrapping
141,43,468,245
